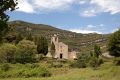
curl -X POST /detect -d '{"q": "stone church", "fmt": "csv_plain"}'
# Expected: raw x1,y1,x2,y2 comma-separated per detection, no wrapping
47,34,77,59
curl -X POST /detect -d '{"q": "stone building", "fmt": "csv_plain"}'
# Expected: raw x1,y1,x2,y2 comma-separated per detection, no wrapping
47,34,77,59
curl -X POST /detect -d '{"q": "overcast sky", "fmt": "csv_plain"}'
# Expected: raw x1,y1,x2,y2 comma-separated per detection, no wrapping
8,0,120,34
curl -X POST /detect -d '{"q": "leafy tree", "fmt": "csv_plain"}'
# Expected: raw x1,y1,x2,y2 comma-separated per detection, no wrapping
0,0,17,42
37,36,48,56
0,43,17,63
15,40,37,63
50,42,55,58
108,29,120,57
94,44,101,58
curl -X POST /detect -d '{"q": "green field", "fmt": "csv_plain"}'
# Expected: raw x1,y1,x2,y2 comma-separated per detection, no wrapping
0,62,119,80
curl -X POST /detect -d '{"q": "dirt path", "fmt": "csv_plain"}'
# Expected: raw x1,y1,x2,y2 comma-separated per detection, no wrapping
102,52,114,58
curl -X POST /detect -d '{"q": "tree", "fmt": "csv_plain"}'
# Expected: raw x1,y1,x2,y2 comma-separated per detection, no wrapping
0,0,17,42
37,36,48,56
108,29,120,57
50,42,55,58
94,44,101,58
0,43,17,63
15,40,37,63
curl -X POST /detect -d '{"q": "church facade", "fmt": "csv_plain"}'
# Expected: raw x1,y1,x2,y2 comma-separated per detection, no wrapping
47,34,77,59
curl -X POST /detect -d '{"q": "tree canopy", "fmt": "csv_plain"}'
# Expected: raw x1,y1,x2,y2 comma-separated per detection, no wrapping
0,0,17,42
108,29,120,57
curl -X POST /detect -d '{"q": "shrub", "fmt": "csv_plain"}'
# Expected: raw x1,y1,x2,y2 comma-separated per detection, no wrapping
18,64,51,77
69,53,90,68
98,58,104,65
14,40,37,63
69,61,78,68
113,57,120,65
0,63,11,72
77,53,90,68
0,43,17,63
89,57,99,69
50,62,63,68
0,63,51,78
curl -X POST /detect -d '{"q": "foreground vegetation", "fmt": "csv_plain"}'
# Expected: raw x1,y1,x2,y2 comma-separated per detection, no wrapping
0,62,120,80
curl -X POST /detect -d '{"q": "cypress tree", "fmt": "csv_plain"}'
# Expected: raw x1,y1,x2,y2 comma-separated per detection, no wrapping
37,36,48,56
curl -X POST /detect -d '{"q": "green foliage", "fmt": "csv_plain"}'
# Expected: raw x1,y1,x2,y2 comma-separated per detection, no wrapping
26,33,33,41
70,53,90,68
108,29,120,57
77,53,90,68
17,40,37,54
94,44,101,58
0,0,17,42
89,57,103,69
89,57,99,68
15,33,23,44
50,42,55,58
0,63,11,72
50,62,63,68
15,40,37,63
37,36,48,56
0,43,17,63
113,57,120,65
0,63,51,78
69,60,78,68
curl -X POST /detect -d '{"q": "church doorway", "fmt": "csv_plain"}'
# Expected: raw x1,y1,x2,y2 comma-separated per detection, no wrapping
60,54,63,59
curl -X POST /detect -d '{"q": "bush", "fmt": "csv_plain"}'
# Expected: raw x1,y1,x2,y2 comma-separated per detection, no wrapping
69,61,78,68
98,58,104,65
18,64,51,77
0,43,17,63
89,57,101,69
0,63,51,78
76,53,90,68
14,40,37,63
50,62,63,68
0,63,11,72
113,57,120,65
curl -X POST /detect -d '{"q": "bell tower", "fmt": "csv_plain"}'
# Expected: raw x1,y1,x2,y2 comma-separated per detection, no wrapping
51,34,58,44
